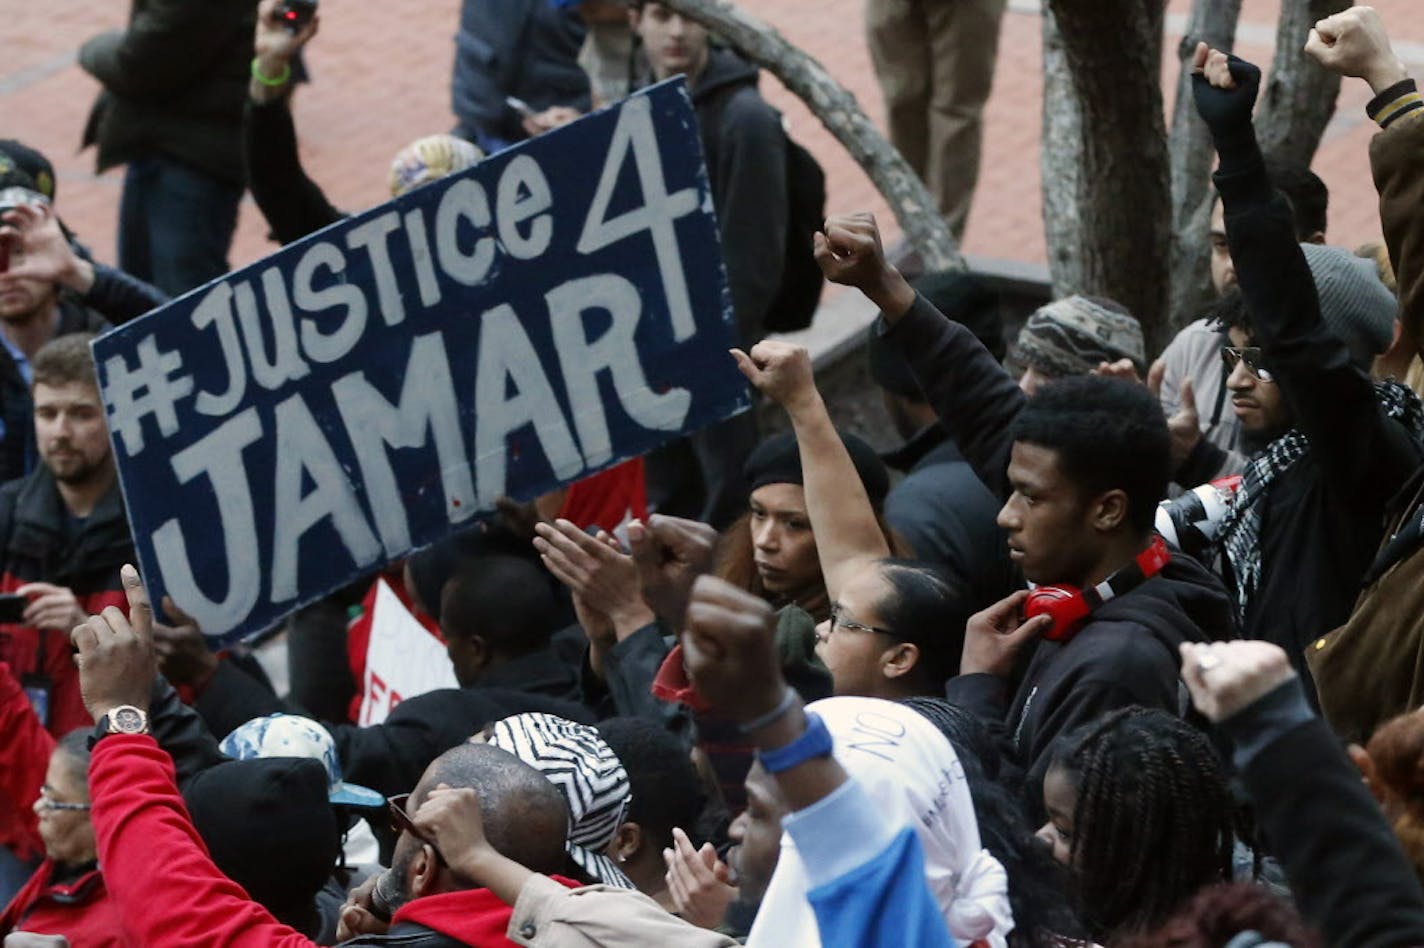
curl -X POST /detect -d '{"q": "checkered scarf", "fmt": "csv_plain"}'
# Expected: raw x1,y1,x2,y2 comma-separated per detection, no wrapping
1222,380,1424,614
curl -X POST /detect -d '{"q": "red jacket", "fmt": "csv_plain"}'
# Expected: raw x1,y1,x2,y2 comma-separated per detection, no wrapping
384,885,579,946
0,860,130,948
0,661,127,944
89,734,580,947
0,661,55,860
0,471,133,740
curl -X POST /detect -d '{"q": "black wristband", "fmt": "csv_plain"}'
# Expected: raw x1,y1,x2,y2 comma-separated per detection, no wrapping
737,687,797,735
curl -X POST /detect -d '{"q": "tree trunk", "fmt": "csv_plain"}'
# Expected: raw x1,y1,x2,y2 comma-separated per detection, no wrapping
655,0,963,273
1044,0,1174,354
1254,0,1349,168
1040,7,1085,296
1167,0,1242,331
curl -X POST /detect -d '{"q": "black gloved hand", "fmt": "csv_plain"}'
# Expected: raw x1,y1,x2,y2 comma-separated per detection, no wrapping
1191,53,1262,136
1196,48,1264,170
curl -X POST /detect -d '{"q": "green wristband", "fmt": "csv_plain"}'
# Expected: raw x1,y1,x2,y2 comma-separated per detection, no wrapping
250,57,292,88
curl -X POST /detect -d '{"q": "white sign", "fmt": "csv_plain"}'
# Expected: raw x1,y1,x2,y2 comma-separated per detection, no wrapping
358,579,458,725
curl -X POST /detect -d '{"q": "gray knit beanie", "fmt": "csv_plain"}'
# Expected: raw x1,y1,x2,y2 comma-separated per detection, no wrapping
1300,243,1397,364
1011,295,1146,378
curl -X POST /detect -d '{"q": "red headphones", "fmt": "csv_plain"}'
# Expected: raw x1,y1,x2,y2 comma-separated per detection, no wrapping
1025,536,1172,643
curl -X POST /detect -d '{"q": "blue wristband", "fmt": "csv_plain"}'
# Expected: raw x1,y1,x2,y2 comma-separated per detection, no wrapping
757,711,834,774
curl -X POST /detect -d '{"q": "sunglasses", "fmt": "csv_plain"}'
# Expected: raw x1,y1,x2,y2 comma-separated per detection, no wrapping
1221,346,1275,383
387,793,446,866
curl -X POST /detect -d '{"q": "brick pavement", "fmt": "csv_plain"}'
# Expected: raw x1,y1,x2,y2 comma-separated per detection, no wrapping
3,0,1421,279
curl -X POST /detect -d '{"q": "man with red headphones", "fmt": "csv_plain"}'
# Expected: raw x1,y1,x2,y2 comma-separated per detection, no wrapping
812,214,1237,810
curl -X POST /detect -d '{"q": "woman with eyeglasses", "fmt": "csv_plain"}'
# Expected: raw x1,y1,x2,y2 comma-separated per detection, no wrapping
0,662,126,947
733,341,975,700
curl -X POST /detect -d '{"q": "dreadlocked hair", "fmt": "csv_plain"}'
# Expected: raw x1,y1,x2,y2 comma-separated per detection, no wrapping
1053,707,1235,941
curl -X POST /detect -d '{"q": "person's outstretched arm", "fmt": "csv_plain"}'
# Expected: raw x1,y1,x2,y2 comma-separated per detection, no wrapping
412,785,739,947
733,342,889,601
0,661,54,858
244,0,343,245
1306,7,1424,371
1182,640,1424,948
1194,43,1421,505
814,214,1024,498
78,566,318,948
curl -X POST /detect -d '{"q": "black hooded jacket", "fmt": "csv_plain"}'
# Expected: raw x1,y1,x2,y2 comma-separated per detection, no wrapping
882,294,1237,798
947,553,1235,799
686,48,788,344
1186,122,1424,686
193,650,592,799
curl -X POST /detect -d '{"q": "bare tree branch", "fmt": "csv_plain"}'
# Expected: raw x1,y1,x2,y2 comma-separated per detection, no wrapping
655,0,962,273
1167,0,1242,331
1255,0,1349,168
1041,6,1084,296
1044,0,1174,353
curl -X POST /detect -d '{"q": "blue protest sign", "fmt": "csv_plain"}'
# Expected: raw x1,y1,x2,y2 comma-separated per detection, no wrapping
93,79,749,646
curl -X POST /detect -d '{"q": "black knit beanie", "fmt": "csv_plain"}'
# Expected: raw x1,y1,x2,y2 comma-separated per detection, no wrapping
742,430,891,508
184,758,341,919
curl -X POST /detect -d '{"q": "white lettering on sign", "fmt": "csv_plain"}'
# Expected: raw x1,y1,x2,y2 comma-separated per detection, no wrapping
150,409,264,634
115,109,707,449
235,268,311,390
333,332,479,556
100,84,740,643
345,212,407,327
189,283,247,417
547,273,691,468
435,178,496,286
270,394,383,602
102,336,195,455
578,95,700,341
292,241,369,365
472,303,584,509
403,208,444,308
496,155,554,260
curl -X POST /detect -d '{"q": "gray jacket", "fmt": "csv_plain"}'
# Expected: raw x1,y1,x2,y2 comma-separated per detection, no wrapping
451,0,591,150
1159,317,1247,481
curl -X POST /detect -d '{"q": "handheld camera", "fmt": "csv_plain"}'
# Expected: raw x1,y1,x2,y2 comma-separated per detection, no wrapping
274,0,317,33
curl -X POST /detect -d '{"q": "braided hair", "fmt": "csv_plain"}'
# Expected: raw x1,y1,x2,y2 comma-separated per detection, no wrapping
1050,707,1235,940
